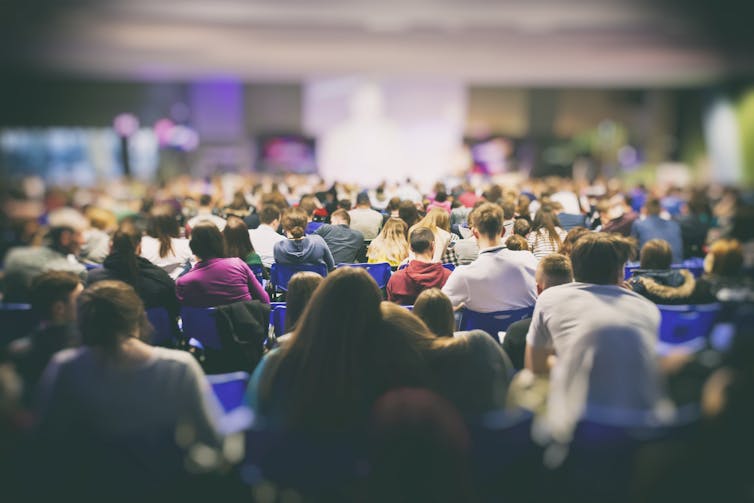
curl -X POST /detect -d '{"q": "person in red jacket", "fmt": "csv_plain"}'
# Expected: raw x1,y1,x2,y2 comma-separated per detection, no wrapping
387,227,452,305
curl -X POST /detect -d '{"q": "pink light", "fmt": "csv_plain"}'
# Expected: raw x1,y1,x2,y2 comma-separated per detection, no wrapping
113,113,139,137
154,118,175,146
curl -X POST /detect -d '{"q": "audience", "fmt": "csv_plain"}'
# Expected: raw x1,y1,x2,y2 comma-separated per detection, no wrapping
274,207,335,270
249,205,285,269
367,217,409,267
413,288,456,338
140,206,193,280
314,209,365,264
527,206,568,259
387,227,452,305
348,192,383,240
631,198,684,263
176,222,269,307
442,203,537,312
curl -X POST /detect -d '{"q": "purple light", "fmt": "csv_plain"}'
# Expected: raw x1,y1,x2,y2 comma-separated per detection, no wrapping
154,118,175,146
113,113,139,137
169,125,199,151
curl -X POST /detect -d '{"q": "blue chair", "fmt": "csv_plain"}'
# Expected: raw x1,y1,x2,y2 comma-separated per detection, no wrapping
336,262,392,289
271,305,287,337
0,303,36,344
84,263,103,271
656,303,721,355
206,371,251,413
442,263,455,272
180,306,222,350
249,263,266,285
458,306,534,338
624,262,640,280
146,307,174,346
270,263,328,294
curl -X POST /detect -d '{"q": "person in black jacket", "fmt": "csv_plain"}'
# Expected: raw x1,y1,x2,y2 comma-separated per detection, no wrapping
87,223,179,320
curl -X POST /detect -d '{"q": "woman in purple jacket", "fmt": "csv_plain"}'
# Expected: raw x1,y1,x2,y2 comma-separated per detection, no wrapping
176,221,270,307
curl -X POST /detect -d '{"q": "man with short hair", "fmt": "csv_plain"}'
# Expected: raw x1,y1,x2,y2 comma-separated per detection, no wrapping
387,227,452,305
631,198,683,263
525,233,662,441
9,271,83,404
502,254,573,370
249,205,285,268
314,209,365,265
187,194,227,231
348,192,383,240
3,225,87,302
441,203,538,312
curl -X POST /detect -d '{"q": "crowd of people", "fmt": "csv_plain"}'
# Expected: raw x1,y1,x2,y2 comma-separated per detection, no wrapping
0,172,753,501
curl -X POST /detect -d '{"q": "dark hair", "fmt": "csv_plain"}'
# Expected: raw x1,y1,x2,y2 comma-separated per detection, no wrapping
538,254,574,287
571,233,632,285
189,221,226,260
47,226,77,253
281,208,308,239
505,234,528,251
413,289,455,338
285,272,324,332
531,207,563,249
559,227,590,256
147,206,180,258
78,280,150,355
259,205,281,225
644,198,662,216
299,195,318,217
501,200,516,220
223,216,254,260
30,271,80,319
110,223,142,284
398,201,419,229
409,227,435,254
470,203,503,239
357,192,371,207
199,194,212,207
338,199,353,211
513,218,531,237
228,191,249,211
331,209,351,225
435,191,448,203
387,197,401,212
640,239,673,270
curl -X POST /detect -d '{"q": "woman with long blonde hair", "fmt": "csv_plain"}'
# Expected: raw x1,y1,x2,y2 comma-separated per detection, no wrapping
408,208,453,262
367,218,409,268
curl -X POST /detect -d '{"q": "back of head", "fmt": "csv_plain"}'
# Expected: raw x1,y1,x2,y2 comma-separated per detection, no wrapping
398,201,419,228
532,206,563,245
330,208,351,226
640,239,673,270
85,207,117,232
78,280,149,355
223,216,253,259
281,208,308,239
285,271,324,332
644,198,662,216
707,239,743,277
298,195,318,217
537,253,574,289
513,218,531,237
470,203,503,239
147,206,180,258
387,197,401,212
501,200,516,220
409,227,435,254
559,226,589,256
413,288,455,338
571,233,632,285
505,234,528,251
259,205,281,225
356,192,372,207
189,221,226,260
199,194,213,207
110,223,142,282
30,271,81,320
423,207,450,232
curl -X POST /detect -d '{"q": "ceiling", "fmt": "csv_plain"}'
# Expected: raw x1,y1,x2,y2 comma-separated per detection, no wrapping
4,0,754,86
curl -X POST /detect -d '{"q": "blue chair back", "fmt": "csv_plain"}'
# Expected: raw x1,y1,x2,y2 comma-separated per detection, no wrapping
272,305,287,337
458,306,534,337
270,263,327,293
625,259,706,281
0,303,36,344
657,303,721,354
442,263,455,272
145,307,174,346
206,371,250,413
180,306,222,350
249,263,265,285
336,262,392,289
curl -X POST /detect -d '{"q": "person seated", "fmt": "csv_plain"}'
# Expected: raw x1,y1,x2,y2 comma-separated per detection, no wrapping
273,208,335,270
349,192,384,240
88,223,178,318
505,234,529,251
526,206,568,260
408,208,453,263
696,239,753,302
279,271,323,338
502,254,573,370
413,288,456,338
314,209,365,265
442,203,537,313
628,239,714,305
525,233,664,441
558,226,590,256
8,271,83,404
249,205,285,269
176,222,269,307
387,228,452,305
513,217,531,238
34,280,222,498
631,197,683,263
186,194,227,232
223,190,251,219
80,207,117,265
223,216,263,269
367,218,409,268
3,224,87,303
140,206,193,280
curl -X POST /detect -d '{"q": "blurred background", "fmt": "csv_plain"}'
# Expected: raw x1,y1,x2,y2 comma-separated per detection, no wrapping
0,0,753,187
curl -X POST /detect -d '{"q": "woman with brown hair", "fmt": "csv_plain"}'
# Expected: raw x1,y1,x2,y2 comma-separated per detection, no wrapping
140,205,193,279
273,208,334,270
413,288,456,338
222,216,262,268
526,206,567,259
367,218,409,268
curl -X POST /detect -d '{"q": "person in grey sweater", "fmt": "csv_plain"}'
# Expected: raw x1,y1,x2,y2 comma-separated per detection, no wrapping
314,209,365,265
274,207,335,270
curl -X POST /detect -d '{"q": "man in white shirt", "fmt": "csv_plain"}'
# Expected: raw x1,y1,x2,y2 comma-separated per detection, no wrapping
249,205,285,268
525,233,663,441
187,194,227,231
348,192,383,240
442,203,537,312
